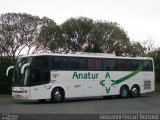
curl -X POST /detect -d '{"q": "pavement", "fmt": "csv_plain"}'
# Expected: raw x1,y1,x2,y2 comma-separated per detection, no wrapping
0,93,160,120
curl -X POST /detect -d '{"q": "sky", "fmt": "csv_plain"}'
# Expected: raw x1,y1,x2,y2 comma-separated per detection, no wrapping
0,0,160,47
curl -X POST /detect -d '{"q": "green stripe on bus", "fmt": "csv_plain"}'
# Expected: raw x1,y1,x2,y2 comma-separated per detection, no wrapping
111,60,149,86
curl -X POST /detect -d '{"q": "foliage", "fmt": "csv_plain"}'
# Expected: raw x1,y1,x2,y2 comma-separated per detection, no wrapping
128,41,146,57
148,48,160,83
0,57,13,94
0,13,144,56
155,84,160,92
37,17,64,53
61,17,94,53
0,13,41,58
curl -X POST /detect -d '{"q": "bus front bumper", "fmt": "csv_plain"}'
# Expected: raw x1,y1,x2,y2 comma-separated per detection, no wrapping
12,92,29,99
12,87,31,100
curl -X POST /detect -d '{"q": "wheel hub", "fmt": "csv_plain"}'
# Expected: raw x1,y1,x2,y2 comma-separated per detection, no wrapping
55,91,62,102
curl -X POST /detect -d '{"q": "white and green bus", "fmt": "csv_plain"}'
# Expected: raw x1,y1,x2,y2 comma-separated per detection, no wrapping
6,52,155,102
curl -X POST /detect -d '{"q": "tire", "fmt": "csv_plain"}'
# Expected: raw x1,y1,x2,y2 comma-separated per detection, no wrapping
51,88,64,103
130,85,140,98
120,85,129,98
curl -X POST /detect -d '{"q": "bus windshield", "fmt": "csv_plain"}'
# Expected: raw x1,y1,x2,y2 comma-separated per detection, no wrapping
13,57,31,87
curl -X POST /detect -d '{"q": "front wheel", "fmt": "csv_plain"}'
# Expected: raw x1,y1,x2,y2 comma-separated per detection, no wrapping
120,86,129,98
51,88,64,103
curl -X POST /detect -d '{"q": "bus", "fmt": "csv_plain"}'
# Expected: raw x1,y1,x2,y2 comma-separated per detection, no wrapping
6,52,155,102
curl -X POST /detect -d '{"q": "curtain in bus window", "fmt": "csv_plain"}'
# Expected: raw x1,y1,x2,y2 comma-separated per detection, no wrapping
87,59,101,71
117,59,129,71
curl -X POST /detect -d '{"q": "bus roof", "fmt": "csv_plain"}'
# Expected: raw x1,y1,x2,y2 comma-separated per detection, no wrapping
20,52,153,60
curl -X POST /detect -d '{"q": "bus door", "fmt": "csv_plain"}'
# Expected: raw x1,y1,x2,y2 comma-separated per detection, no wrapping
29,56,50,99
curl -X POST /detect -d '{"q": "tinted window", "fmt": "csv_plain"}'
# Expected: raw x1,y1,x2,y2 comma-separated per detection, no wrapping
104,59,117,71
29,56,50,86
143,60,153,71
68,57,86,70
87,58,102,71
129,60,142,71
51,57,68,70
32,56,49,68
117,59,130,71
29,68,50,86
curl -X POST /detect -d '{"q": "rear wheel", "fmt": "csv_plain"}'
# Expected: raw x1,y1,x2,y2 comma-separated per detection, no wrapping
120,85,129,98
51,88,64,103
130,85,140,98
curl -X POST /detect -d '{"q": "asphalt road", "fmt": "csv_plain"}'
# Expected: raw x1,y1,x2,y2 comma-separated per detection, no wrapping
0,93,160,120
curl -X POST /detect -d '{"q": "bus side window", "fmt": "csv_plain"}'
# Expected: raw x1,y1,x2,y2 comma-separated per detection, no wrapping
143,60,153,71
129,60,142,71
104,59,117,71
68,57,86,70
116,59,130,71
32,56,49,68
87,58,102,71
51,57,68,70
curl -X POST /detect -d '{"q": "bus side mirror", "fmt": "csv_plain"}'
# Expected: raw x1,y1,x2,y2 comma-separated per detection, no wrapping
21,63,30,74
6,66,14,76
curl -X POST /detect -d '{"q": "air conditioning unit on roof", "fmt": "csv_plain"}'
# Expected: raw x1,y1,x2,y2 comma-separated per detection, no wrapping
75,52,116,57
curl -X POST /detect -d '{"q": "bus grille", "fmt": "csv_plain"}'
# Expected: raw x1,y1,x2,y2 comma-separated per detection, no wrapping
144,81,151,90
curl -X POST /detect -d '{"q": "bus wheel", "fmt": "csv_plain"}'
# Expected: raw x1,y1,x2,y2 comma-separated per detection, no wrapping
120,85,129,98
130,85,140,98
51,88,64,103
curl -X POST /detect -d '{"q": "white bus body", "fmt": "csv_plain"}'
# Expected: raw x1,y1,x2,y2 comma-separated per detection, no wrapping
8,53,155,102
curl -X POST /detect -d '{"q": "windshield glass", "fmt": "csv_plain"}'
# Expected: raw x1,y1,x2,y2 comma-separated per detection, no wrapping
13,57,31,87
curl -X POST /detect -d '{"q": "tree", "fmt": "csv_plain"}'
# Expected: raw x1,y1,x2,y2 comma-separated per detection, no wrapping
128,41,146,57
0,13,41,58
61,17,94,53
0,13,24,59
37,17,64,53
142,38,155,54
147,48,160,83
88,21,130,55
19,14,42,55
